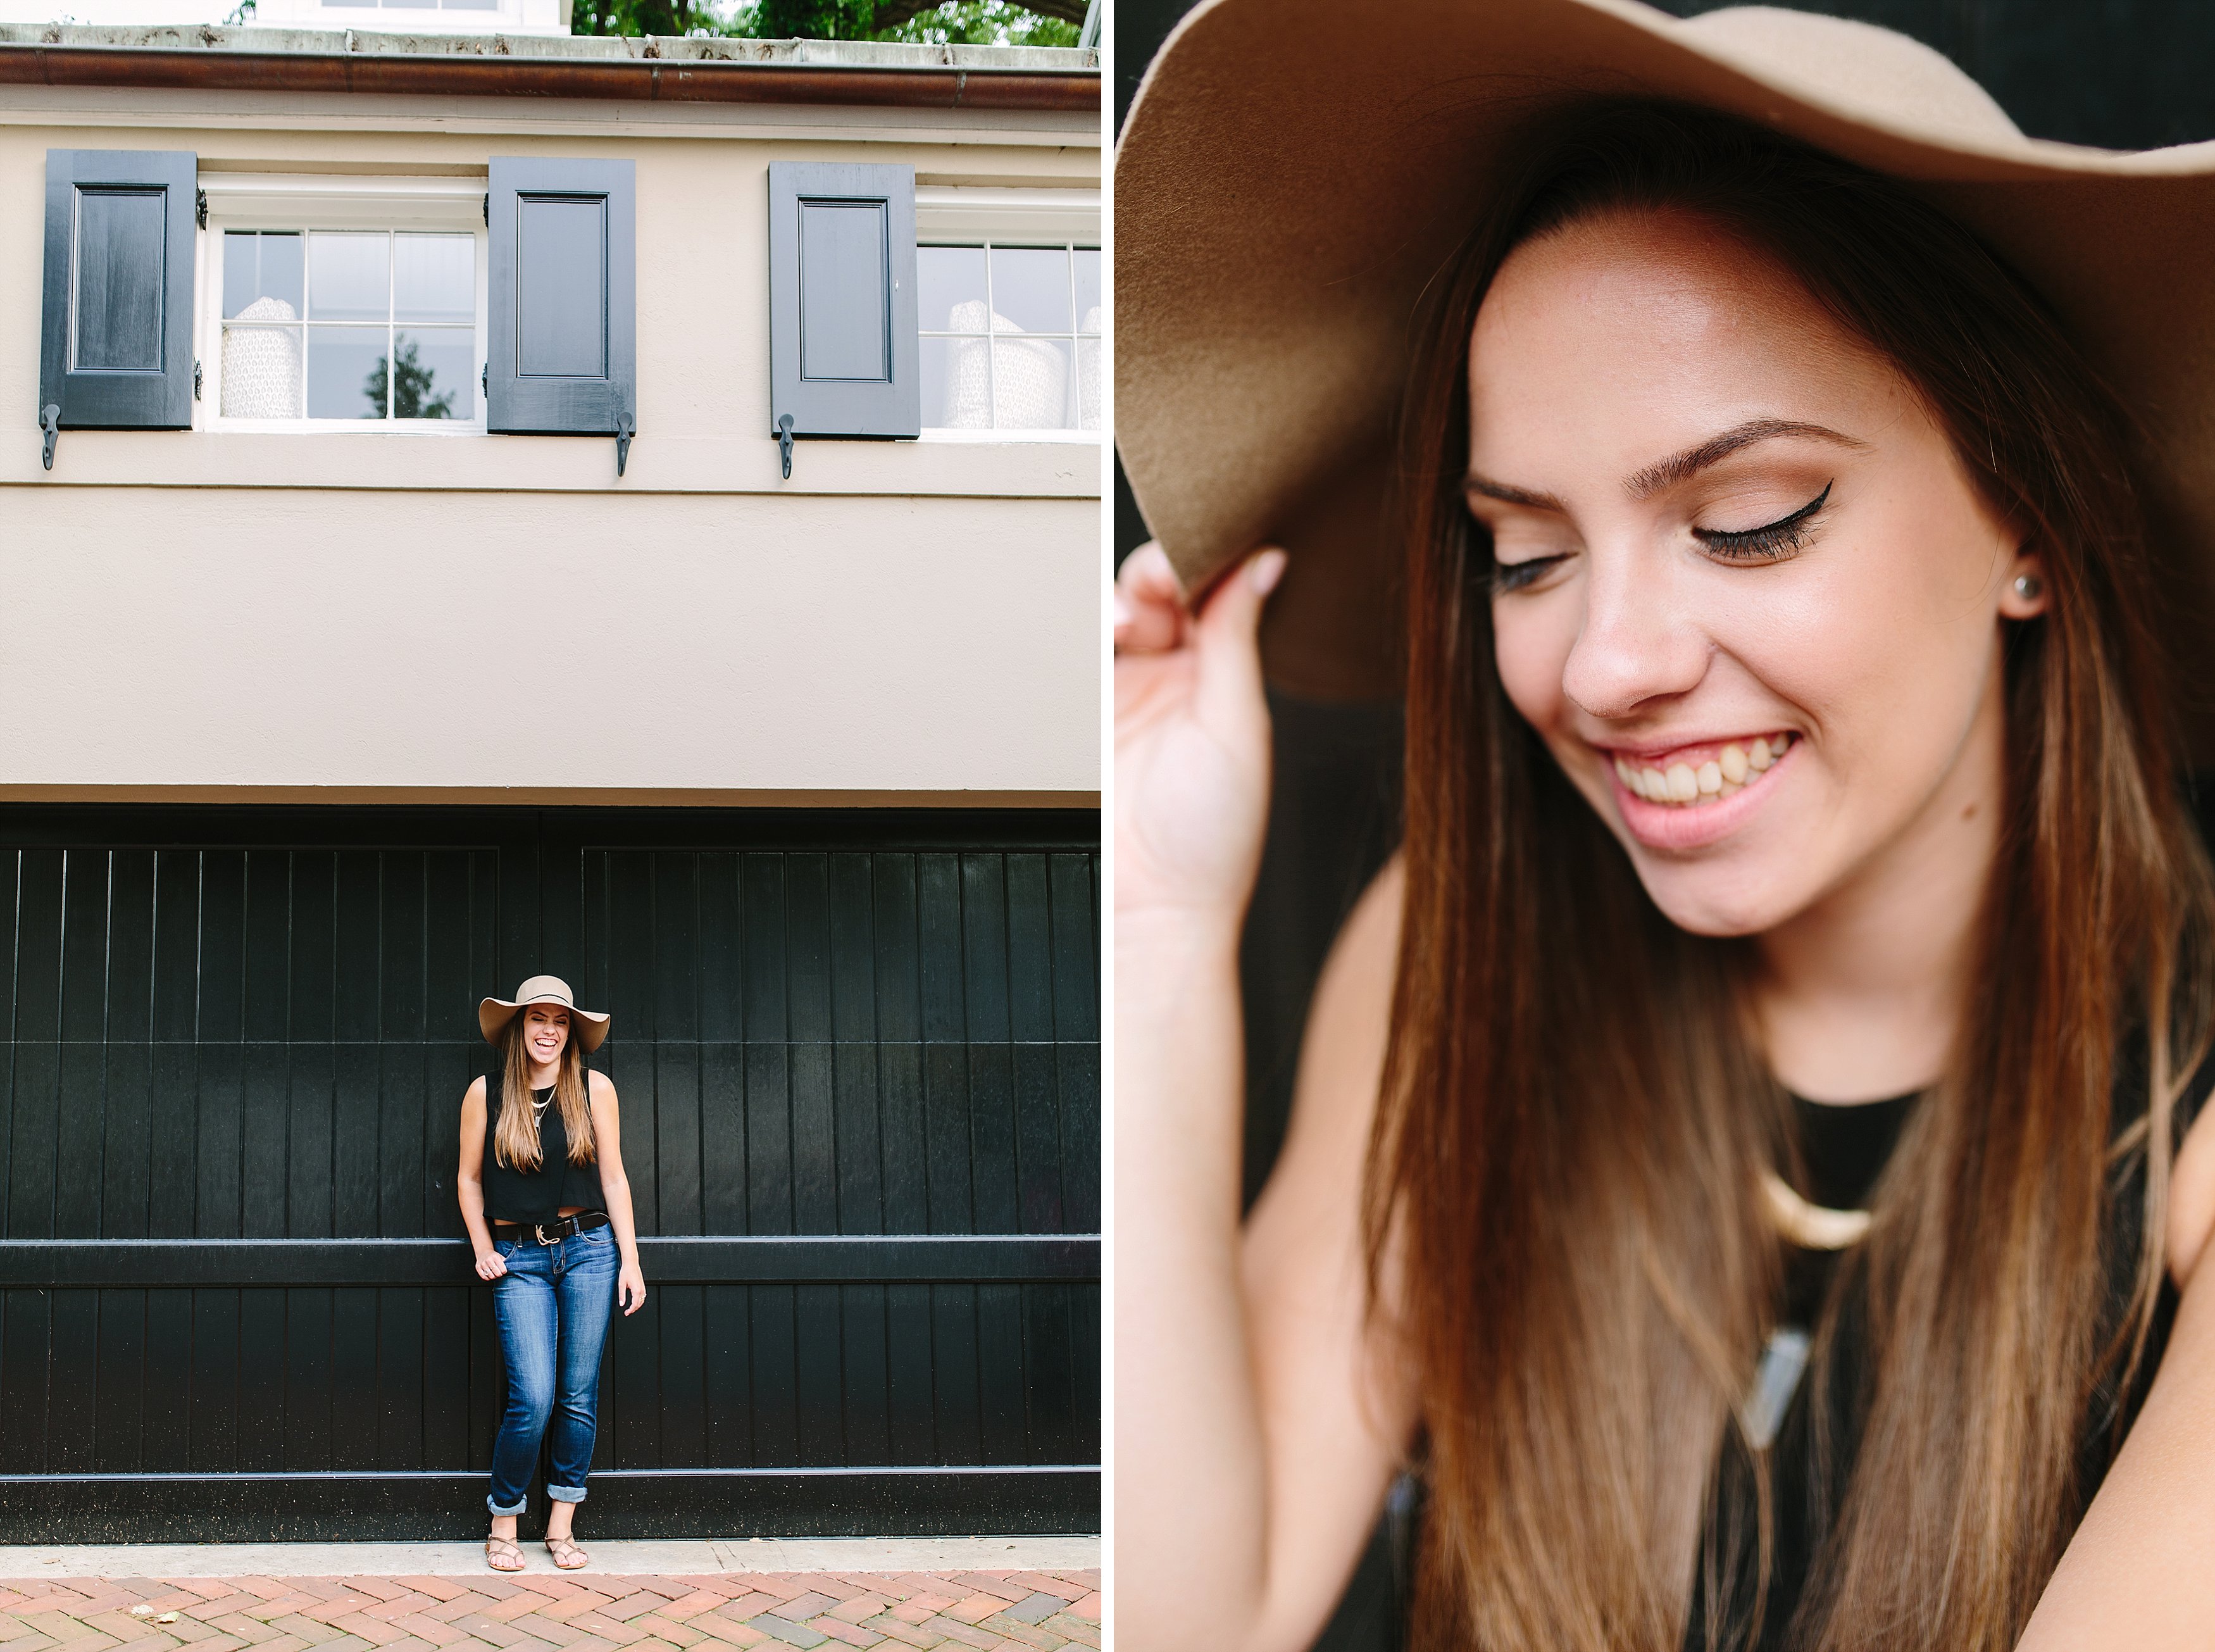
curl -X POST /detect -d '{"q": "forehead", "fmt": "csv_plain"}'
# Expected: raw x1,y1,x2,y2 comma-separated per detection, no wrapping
525,1002,570,1017
1468,207,1901,454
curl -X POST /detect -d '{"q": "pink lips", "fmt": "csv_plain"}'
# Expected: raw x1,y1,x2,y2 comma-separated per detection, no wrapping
1604,736,1799,851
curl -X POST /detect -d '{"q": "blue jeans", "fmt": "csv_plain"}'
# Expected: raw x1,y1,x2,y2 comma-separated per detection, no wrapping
487,1224,620,1516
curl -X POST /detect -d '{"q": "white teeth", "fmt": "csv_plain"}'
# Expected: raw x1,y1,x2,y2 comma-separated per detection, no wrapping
1618,733,1795,810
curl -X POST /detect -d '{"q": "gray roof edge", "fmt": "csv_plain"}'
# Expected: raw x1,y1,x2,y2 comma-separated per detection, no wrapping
0,22,1098,71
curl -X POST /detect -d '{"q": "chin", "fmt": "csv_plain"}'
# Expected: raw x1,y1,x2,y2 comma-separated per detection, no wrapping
1631,860,1792,938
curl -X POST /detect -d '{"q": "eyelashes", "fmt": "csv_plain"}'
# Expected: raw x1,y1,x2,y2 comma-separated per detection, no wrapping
1480,480,1836,593
1490,554,1566,596
1690,481,1832,562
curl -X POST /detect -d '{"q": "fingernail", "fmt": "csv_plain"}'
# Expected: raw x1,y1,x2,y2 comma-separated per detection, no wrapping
1249,549,1287,595
1111,594,1133,629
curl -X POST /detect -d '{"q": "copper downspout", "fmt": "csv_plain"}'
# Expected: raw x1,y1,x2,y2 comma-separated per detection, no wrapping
0,44,1099,111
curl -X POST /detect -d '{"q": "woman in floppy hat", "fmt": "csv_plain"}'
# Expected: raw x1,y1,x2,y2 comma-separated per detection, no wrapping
1117,4,2215,1649
457,975,645,1573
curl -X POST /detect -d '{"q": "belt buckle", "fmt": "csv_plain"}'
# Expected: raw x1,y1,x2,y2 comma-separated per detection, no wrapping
535,1222,561,1246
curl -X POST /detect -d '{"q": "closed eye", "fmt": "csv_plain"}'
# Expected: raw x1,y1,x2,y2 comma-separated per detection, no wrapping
1491,553,1570,595
1692,482,1832,563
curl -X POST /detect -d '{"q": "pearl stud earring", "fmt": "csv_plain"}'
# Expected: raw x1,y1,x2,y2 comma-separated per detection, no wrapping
2013,572,2043,601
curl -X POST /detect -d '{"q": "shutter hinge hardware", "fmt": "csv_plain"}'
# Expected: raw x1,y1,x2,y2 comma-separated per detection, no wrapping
482,361,489,396
483,193,489,227
194,360,203,401
615,410,635,478
39,404,59,472
777,413,794,480
196,189,208,229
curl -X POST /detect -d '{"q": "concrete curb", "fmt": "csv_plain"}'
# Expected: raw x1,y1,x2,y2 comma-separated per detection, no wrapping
0,1534,1101,1577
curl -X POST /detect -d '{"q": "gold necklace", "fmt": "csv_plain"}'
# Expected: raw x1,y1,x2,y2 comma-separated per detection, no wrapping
1760,1168,1871,1250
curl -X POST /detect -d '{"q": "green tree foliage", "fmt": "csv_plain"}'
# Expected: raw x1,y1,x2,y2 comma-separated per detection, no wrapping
363,339,459,421
574,0,1083,45
848,0,1082,46
572,0,706,35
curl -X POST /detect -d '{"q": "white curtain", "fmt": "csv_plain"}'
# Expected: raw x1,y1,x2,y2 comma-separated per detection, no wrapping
221,296,304,420
942,299,1070,430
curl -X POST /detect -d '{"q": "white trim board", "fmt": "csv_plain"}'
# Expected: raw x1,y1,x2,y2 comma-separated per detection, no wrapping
0,85,1101,146
915,185,1099,243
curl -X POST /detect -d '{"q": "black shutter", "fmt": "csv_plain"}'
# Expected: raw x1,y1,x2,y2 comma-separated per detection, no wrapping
768,162,920,444
487,158,636,452
38,150,198,446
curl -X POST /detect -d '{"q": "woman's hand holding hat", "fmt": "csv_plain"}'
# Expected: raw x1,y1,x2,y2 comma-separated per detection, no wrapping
1114,542,1286,936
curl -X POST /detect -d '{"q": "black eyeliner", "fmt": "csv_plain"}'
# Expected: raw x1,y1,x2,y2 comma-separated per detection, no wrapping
1693,481,1833,560
1490,554,1568,594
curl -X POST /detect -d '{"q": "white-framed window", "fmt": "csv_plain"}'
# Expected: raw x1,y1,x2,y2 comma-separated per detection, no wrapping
198,176,489,434
913,187,1103,441
244,0,573,37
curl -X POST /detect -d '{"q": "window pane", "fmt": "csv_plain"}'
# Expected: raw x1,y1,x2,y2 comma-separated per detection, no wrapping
220,325,303,419
394,234,475,325
444,0,501,9
990,246,1071,335
923,335,990,429
1076,335,1101,432
1075,248,1102,334
309,232,390,322
392,327,475,420
307,326,391,419
918,246,988,334
993,334,1073,430
223,231,304,321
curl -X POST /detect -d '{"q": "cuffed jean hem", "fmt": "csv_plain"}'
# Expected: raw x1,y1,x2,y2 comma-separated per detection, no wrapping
546,1484,589,1504
487,1492,530,1516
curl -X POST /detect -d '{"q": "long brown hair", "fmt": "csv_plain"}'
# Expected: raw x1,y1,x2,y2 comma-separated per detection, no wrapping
492,1008,595,1172
1366,103,2215,1652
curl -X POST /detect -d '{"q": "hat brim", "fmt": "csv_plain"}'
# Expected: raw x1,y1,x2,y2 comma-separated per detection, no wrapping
480,996,611,1053
1116,0,2215,737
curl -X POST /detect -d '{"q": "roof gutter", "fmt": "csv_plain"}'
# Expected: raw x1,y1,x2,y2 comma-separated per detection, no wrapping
0,42,1099,112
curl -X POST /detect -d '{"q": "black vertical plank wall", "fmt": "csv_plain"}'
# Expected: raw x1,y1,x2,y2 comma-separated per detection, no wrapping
0,808,1099,1541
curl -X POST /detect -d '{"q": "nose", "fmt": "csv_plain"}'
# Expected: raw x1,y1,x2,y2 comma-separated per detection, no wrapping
1557,541,1711,720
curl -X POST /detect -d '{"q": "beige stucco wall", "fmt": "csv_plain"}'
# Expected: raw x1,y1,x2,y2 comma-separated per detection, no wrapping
0,84,1102,804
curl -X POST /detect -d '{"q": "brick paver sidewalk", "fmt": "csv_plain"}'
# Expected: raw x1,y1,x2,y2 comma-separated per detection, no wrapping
0,1570,1102,1652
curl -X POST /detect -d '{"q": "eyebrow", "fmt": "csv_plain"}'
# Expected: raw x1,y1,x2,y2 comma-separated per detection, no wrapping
1463,418,1869,512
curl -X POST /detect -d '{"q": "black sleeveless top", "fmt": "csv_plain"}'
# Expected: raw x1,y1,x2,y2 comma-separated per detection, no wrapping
1682,1070,2205,1651
481,1072,606,1225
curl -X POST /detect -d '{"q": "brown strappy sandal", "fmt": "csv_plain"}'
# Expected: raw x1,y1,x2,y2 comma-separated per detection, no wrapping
543,1534,589,1570
485,1534,526,1572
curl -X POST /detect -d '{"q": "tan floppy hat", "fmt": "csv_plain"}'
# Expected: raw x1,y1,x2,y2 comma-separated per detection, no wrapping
1116,0,2215,711
478,975,611,1053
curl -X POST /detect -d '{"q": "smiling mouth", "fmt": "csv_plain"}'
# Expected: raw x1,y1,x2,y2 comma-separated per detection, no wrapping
1609,733,1797,808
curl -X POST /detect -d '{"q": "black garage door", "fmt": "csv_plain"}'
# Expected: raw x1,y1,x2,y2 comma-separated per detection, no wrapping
0,806,1097,1541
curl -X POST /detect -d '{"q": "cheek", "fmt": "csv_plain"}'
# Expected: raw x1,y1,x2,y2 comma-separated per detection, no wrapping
1490,593,1580,732
1736,519,1998,747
